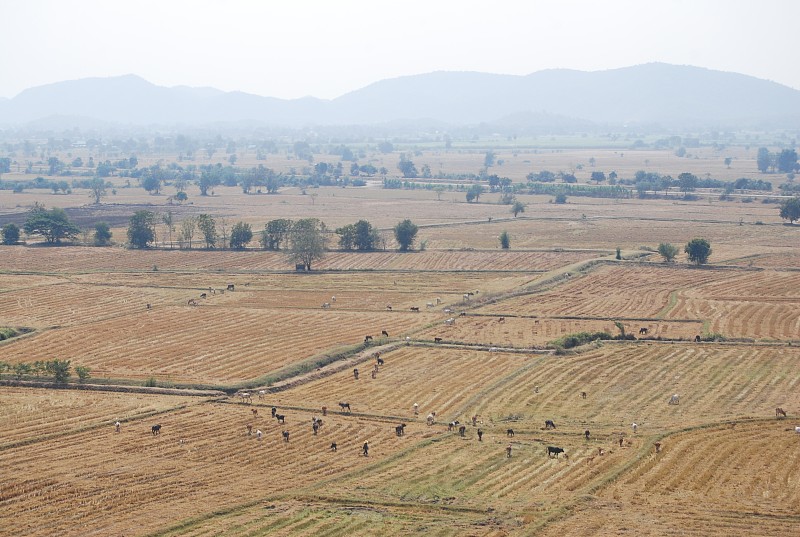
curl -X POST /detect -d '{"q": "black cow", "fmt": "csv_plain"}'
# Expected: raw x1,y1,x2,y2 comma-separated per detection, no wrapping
151,424,161,435
330,442,337,451
507,428,514,437
545,420,556,429
275,414,286,424
227,284,235,291
381,330,389,337
271,407,277,418
434,337,443,343
547,446,565,458
395,423,406,436
282,430,289,442
339,402,351,413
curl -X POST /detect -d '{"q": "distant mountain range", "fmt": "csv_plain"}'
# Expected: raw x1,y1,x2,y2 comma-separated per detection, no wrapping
1,63,799,130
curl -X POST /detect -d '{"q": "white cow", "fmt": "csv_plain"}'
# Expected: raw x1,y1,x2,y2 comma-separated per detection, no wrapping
668,394,680,405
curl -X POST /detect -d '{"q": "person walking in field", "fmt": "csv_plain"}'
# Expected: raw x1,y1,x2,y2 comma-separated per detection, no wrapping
363,441,369,457
477,429,483,442
114,421,121,433
413,403,419,416
506,444,512,458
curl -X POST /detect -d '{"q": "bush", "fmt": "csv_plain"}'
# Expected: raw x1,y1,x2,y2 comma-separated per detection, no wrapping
499,231,510,249
144,377,157,387
554,193,567,204
75,366,91,382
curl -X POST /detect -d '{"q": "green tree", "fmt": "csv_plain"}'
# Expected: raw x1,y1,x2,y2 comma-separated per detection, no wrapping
229,221,253,249
88,177,107,204
198,170,220,196
180,217,196,248
127,210,157,248
336,224,357,250
75,365,91,383
93,222,112,246
175,191,188,203
288,218,326,271
777,149,798,173
353,220,379,250
757,147,771,173
394,219,418,251
484,151,496,167
397,155,417,178
141,175,162,195
684,238,712,265
657,242,679,262
779,197,800,224
678,172,698,195
196,214,217,248
499,231,510,249
466,183,484,202
590,171,606,183
48,156,63,176
261,219,293,250
2,223,20,245
511,200,526,217
554,193,567,204
48,359,71,383
162,211,175,248
24,205,80,244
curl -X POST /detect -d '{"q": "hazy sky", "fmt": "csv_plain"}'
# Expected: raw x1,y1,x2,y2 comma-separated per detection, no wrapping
2,0,797,100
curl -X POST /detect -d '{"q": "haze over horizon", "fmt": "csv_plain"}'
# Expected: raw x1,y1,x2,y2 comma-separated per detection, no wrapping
2,0,798,101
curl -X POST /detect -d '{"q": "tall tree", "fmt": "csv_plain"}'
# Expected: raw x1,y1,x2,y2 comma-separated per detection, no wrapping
181,217,196,249
127,210,157,248
777,149,798,173
229,222,253,249
684,238,712,265
1,223,20,245
196,214,217,248
261,219,293,250
657,242,679,262
757,147,771,173
678,172,698,195
24,206,80,244
88,177,107,204
779,197,800,224
288,218,326,271
93,222,112,246
394,219,419,251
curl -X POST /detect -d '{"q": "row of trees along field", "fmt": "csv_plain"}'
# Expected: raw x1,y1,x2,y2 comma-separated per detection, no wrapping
126,210,420,270
0,358,89,383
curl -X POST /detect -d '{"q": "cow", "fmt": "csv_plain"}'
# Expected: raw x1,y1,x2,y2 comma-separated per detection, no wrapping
353,368,359,380
312,422,319,435
448,421,460,431
364,335,373,343
151,424,161,435
444,318,455,325
498,317,505,323
669,394,680,405
187,299,199,306
795,427,800,435
227,284,235,291
654,442,662,453
547,446,565,458
458,425,466,437
410,306,420,312
584,430,591,440
434,337,443,343
695,335,701,342
545,420,556,430
256,429,263,440
395,423,406,436
322,302,331,309
580,391,587,399
330,442,337,451
426,412,436,426
200,292,207,299
146,303,151,310
271,407,277,418
426,302,435,308
339,402,351,413
776,407,788,418
114,421,121,433
251,408,258,418
376,356,384,366
639,327,648,335
258,390,266,400
381,330,389,337
386,304,392,311
632,422,638,433
275,414,286,424
507,429,514,437
282,430,289,442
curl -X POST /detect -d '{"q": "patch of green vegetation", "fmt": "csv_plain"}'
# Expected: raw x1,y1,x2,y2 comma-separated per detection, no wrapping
550,331,634,350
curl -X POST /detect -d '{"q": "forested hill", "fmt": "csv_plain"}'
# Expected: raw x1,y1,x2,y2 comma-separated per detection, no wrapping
1,63,798,129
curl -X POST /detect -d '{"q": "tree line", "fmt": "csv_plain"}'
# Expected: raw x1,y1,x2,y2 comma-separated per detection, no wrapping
0,359,89,383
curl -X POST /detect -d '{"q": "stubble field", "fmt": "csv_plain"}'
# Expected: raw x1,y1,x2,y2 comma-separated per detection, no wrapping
0,144,798,536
